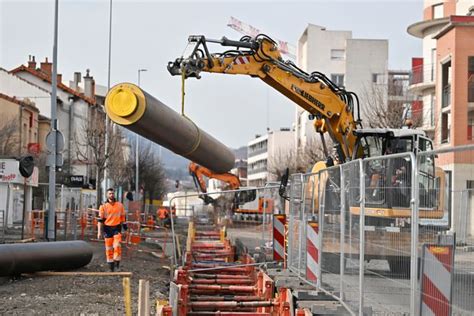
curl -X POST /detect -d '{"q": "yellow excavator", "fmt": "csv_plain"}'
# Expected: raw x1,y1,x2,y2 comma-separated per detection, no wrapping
168,35,446,273
168,34,444,221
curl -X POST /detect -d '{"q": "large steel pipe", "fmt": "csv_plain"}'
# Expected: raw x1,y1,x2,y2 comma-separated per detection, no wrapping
0,241,93,276
105,83,235,173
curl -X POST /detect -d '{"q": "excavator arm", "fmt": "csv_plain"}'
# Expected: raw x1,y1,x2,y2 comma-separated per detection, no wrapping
189,162,241,204
168,35,362,162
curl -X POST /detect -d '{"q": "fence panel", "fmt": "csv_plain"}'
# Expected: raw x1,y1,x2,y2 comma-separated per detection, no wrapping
338,160,363,314
418,145,474,315
288,174,304,275
360,154,414,315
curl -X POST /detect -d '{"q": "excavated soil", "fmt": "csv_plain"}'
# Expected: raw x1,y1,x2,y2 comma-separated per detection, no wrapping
0,239,171,315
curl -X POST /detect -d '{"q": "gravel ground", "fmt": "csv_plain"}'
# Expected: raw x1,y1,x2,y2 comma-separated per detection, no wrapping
0,239,171,315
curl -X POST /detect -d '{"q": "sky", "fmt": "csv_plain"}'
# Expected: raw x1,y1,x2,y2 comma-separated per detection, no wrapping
0,0,424,148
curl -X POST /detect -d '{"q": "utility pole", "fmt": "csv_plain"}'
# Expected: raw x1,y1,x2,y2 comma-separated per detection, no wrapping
136,69,147,201
103,0,113,199
47,0,59,241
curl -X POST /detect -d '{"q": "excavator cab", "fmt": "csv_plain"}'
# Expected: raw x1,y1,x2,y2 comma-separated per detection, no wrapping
347,129,441,220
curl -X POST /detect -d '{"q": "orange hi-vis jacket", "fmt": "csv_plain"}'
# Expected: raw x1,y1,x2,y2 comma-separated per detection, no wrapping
157,208,168,219
99,201,126,226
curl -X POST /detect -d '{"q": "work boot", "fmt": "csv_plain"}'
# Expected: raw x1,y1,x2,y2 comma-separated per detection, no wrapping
115,261,121,272
108,262,115,272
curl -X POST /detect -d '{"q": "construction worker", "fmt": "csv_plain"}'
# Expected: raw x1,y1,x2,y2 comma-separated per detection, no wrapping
97,188,127,272
157,206,169,226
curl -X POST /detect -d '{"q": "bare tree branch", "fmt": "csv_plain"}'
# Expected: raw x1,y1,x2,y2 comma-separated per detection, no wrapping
360,83,422,129
75,109,124,204
0,116,20,157
128,141,166,204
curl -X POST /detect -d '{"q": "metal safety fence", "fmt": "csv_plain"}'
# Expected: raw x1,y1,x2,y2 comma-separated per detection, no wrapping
168,185,286,268
285,144,474,315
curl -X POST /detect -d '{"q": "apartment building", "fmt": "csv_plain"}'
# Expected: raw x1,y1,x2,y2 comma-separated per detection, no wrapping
408,0,474,235
295,24,388,155
407,0,473,138
247,129,294,187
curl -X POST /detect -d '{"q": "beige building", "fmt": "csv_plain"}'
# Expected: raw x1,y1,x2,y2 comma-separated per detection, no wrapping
0,92,40,157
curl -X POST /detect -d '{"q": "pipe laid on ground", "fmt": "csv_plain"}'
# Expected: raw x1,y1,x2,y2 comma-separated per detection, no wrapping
105,83,235,173
0,241,93,276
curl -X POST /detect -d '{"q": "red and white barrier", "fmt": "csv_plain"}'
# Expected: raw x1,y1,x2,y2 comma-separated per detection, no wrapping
420,244,454,316
306,220,320,285
273,214,286,262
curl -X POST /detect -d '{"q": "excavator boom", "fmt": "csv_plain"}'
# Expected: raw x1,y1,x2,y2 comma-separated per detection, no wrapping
168,35,361,162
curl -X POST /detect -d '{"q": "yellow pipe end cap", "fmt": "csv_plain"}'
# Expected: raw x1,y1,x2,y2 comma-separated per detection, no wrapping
108,88,138,117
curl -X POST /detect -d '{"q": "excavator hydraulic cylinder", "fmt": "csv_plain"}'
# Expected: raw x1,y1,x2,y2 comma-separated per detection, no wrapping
105,83,235,173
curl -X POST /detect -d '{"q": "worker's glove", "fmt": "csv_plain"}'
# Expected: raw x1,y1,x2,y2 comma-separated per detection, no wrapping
122,223,128,231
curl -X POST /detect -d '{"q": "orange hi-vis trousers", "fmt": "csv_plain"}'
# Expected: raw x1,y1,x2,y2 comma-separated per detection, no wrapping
105,233,122,263
104,225,122,263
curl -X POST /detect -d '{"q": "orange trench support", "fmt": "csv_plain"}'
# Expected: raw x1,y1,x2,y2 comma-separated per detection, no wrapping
162,223,291,315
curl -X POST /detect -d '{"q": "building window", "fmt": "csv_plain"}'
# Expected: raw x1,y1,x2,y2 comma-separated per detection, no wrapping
441,61,452,108
372,73,385,84
23,123,27,147
431,48,436,81
468,56,474,102
467,180,474,190
330,49,345,60
331,74,344,87
468,116,474,141
430,94,435,127
432,3,444,19
441,112,450,144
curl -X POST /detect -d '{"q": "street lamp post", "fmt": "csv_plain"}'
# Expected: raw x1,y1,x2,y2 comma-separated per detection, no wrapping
136,69,147,201
103,0,113,200
47,0,59,241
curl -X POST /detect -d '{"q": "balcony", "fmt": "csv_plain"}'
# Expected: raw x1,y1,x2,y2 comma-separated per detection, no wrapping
247,166,267,175
442,84,451,108
408,64,436,93
407,17,449,39
248,146,267,157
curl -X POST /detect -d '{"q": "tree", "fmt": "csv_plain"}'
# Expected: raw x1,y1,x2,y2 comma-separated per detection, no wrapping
0,116,19,157
128,141,166,204
300,137,328,170
360,82,422,129
107,127,130,188
75,109,124,205
267,148,300,181
268,138,328,181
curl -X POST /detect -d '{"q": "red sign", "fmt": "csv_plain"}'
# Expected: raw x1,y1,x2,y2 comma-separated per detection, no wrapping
27,143,40,155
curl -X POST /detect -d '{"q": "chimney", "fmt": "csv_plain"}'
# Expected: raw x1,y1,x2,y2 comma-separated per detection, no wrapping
83,69,95,98
40,57,52,76
27,56,36,69
57,74,62,84
69,72,82,91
